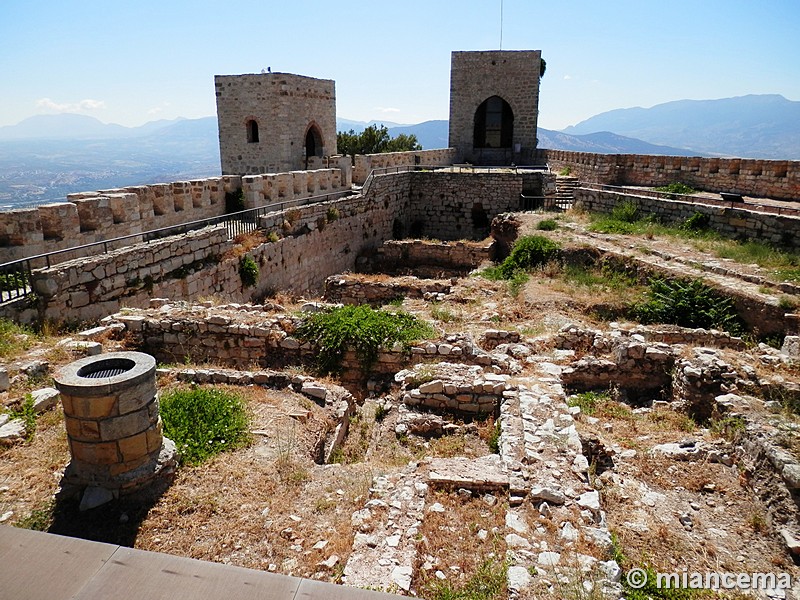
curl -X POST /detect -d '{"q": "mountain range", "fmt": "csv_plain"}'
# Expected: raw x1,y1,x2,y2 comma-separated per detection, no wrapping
0,94,797,207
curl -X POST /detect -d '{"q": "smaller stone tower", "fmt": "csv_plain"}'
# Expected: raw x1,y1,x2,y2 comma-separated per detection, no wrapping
215,72,337,175
449,50,542,166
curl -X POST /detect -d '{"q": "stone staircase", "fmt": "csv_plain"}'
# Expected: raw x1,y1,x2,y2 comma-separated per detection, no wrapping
549,175,580,210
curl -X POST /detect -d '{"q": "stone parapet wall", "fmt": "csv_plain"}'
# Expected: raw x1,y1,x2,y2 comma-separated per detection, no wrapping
537,149,800,201
323,274,452,305
241,165,351,209
353,149,456,184
19,226,231,323
0,176,240,265
574,187,800,249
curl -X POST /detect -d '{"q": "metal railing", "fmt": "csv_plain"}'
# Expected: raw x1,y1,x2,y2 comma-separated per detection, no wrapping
0,187,354,304
580,183,800,217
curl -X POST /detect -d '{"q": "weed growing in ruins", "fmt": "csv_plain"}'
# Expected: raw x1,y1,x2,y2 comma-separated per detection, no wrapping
326,206,340,222
15,499,55,531
296,305,434,374
160,387,250,465
559,166,573,176
612,199,640,223
421,557,507,600
537,218,558,231
567,390,610,416
430,302,462,323
480,235,560,294
709,414,746,442
681,211,710,231
633,277,744,335
0,318,33,359
238,255,259,288
654,182,697,195
9,393,37,442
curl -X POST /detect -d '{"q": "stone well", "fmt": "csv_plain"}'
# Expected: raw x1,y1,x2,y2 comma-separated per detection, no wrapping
54,351,177,506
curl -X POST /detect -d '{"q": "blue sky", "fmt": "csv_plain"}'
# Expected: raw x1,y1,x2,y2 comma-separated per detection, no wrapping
1,0,798,130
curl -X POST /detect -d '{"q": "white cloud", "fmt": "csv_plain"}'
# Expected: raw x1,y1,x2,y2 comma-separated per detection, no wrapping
373,106,401,114
147,101,171,116
563,75,573,80
35,97,106,113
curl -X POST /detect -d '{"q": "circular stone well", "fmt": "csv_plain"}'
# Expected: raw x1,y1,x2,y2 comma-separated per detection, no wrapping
54,351,177,502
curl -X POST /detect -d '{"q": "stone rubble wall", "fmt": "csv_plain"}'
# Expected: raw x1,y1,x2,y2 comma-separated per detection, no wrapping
357,239,494,275
537,149,800,201
323,274,453,305
352,148,457,184
394,363,509,415
574,187,800,249
110,305,521,383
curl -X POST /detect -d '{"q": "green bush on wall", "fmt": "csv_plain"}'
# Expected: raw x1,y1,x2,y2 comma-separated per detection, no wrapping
239,255,259,288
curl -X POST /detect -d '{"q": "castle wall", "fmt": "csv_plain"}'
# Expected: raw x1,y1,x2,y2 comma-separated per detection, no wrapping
215,73,337,175
574,187,800,250
449,51,541,165
537,149,800,201
4,170,523,324
352,148,457,185
0,166,352,266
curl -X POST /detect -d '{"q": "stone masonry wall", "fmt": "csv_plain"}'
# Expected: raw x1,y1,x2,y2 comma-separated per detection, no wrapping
352,149,457,185
574,187,800,249
537,149,800,201
215,72,337,175
0,167,350,265
405,171,522,240
4,170,525,324
449,50,541,165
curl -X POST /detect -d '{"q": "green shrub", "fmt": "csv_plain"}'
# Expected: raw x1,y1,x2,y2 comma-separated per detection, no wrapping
296,305,434,374
160,387,250,465
558,166,572,176
611,200,640,224
537,219,558,231
496,235,560,279
682,211,710,231
487,421,500,454
238,255,259,288
326,206,340,222
567,390,611,416
633,277,744,335
655,182,697,195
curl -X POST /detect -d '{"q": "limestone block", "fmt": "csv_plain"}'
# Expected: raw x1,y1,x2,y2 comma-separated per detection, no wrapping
72,196,113,232
38,202,80,241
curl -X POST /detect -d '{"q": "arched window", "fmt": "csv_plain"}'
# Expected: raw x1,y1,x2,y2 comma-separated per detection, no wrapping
246,119,259,143
473,96,513,148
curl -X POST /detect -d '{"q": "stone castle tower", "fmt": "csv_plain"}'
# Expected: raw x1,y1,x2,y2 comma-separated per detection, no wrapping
215,72,337,175
449,50,542,166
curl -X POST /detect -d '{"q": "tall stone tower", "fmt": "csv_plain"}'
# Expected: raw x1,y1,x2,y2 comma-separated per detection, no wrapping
215,72,337,175
448,50,542,166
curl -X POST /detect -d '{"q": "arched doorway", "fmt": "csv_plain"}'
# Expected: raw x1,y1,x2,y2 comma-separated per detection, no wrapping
473,96,514,149
305,124,323,167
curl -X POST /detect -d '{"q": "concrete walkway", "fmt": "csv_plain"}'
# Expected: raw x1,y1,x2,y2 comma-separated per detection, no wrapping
0,525,403,600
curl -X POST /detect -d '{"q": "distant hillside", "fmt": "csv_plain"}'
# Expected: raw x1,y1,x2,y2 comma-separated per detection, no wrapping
538,128,700,156
563,94,800,159
0,114,187,141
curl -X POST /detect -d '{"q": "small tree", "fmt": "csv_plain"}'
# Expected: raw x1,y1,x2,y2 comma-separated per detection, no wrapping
337,124,421,160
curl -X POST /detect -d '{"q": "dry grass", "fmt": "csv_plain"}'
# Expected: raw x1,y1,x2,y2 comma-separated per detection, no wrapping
413,489,507,594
